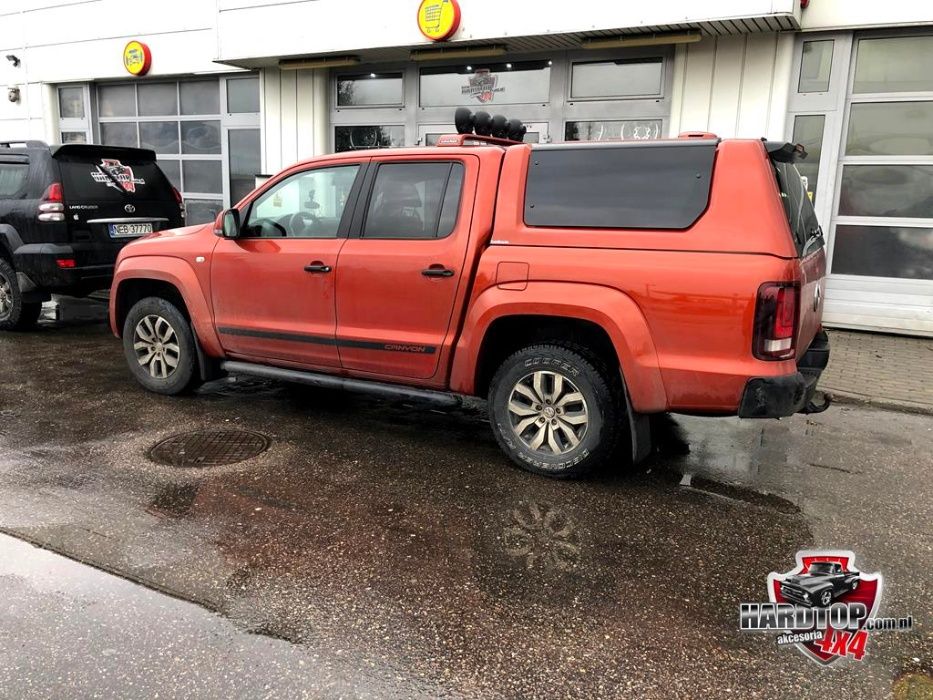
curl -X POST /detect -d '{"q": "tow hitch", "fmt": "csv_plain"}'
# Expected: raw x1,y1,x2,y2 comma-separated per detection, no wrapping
803,390,833,414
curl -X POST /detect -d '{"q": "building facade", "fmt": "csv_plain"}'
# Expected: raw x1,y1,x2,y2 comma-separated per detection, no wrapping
1,0,932,335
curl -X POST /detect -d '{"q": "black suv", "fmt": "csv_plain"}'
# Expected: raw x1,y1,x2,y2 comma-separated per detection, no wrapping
0,141,184,329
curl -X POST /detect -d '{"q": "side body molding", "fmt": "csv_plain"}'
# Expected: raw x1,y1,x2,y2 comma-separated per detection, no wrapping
449,281,668,412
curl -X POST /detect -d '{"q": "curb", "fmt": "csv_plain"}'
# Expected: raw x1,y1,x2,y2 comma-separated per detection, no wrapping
821,387,933,417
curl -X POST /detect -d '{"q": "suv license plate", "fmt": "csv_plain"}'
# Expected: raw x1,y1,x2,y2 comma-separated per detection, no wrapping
109,223,153,238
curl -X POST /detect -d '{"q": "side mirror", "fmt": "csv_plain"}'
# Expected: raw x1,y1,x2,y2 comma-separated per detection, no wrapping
215,208,241,239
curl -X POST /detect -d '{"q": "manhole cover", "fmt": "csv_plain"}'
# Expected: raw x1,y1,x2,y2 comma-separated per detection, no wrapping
148,429,271,468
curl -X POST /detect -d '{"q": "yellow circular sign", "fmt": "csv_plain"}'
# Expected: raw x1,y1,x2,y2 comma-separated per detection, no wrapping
417,0,461,42
123,40,152,76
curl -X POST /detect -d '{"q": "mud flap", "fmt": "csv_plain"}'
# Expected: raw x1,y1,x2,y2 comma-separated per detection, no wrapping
621,372,652,464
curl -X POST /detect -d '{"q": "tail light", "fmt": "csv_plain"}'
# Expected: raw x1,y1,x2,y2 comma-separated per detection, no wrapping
171,186,186,219
753,282,799,360
38,182,65,222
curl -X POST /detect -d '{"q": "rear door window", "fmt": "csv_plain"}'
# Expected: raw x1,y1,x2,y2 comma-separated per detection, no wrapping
523,142,716,230
0,161,29,197
56,153,175,203
362,161,464,239
773,161,822,255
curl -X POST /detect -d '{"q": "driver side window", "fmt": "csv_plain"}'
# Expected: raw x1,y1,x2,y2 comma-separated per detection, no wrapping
243,164,360,238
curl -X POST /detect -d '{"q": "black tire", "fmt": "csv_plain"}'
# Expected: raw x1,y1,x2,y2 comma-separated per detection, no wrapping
488,343,626,479
122,296,200,395
0,258,41,331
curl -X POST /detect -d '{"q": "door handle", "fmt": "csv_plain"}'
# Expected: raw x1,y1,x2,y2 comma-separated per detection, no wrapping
422,265,455,278
304,262,332,273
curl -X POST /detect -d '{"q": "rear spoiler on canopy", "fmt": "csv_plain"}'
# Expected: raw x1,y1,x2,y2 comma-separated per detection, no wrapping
763,139,808,163
50,143,158,161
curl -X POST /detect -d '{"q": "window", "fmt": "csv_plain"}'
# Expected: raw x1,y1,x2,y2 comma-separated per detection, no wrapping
523,143,716,230
363,162,464,239
138,83,177,116
798,41,834,93
774,161,822,255
853,35,933,93
181,80,220,115
0,163,28,196
335,125,403,152
139,121,179,154
791,115,825,198
58,87,85,119
833,225,933,280
60,131,87,144
100,122,138,147
227,76,260,113
565,119,661,142
337,73,403,107
570,59,663,99
244,165,360,238
98,84,136,117
846,102,933,156
419,61,551,107
229,129,261,204
839,165,933,219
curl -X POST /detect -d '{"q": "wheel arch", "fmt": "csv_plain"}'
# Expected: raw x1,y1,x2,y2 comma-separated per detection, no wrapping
111,256,222,357
450,282,668,412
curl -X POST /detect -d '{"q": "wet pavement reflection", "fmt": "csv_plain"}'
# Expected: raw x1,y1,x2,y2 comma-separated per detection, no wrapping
0,299,929,698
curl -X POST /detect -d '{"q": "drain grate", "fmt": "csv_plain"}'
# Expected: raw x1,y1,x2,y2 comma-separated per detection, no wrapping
148,429,271,468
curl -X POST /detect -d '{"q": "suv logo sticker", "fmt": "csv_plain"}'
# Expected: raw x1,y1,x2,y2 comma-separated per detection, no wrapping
91,159,145,194
462,69,504,104
740,550,913,665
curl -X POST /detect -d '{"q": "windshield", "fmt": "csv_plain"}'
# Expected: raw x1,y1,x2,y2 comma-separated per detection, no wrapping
808,562,836,575
56,155,175,203
774,161,822,256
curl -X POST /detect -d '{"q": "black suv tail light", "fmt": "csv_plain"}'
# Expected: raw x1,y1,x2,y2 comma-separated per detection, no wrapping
753,282,799,360
37,182,65,223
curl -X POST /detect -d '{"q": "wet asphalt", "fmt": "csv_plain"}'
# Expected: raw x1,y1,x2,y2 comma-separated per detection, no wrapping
0,298,930,699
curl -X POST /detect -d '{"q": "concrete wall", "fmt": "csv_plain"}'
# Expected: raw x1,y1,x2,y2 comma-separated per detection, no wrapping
0,0,233,141
801,0,933,31
669,33,794,140
217,0,799,62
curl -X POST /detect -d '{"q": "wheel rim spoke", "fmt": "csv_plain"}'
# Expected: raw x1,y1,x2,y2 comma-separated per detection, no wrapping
134,314,179,380
508,369,589,457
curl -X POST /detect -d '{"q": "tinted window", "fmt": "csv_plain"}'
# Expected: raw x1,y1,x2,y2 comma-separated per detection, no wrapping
0,162,28,196
363,162,464,239
56,153,176,202
774,161,822,255
419,61,550,107
570,59,663,99
524,143,716,230
337,73,403,106
244,165,359,239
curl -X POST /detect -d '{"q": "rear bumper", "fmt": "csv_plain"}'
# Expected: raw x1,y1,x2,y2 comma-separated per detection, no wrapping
738,330,831,418
13,243,115,292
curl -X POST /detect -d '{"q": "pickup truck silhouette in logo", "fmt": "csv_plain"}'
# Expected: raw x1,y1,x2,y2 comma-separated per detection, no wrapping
779,561,860,608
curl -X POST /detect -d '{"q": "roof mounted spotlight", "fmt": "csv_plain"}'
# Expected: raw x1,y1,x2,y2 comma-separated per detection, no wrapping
454,107,475,134
473,111,492,136
490,114,509,139
506,118,526,142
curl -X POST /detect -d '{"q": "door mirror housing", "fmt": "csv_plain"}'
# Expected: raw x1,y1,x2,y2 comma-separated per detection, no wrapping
216,208,241,239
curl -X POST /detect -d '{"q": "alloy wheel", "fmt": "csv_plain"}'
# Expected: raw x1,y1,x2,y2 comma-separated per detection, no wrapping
507,370,589,455
0,270,12,321
133,314,181,379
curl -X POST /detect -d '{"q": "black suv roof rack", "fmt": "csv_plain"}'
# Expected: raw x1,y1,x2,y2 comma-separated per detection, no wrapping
0,139,49,149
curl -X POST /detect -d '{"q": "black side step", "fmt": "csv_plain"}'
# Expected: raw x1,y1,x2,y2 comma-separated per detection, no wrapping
220,360,463,408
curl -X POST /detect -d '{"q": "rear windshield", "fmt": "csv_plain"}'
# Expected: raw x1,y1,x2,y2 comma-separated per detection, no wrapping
773,161,822,255
523,142,717,230
0,161,29,196
56,154,175,202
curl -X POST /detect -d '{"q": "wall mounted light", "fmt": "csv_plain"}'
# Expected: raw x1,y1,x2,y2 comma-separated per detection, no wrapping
410,44,507,62
278,55,361,70
7,86,20,103
5,55,20,67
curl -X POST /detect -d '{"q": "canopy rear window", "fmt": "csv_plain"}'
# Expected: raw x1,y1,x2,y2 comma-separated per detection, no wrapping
523,141,717,230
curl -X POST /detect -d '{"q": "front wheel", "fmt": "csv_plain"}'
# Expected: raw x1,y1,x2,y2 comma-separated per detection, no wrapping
488,344,626,479
122,296,200,395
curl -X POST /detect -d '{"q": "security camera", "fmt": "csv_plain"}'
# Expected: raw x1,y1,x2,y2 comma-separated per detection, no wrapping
5,55,20,67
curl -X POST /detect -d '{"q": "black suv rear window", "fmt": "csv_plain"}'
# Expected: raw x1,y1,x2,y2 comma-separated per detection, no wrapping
0,161,29,196
523,141,716,230
57,154,175,202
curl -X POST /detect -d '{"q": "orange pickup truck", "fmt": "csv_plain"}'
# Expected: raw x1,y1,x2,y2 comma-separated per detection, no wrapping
110,124,830,478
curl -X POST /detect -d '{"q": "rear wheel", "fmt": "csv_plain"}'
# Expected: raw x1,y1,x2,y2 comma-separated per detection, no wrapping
122,296,200,395
0,258,41,331
488,343,626,479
